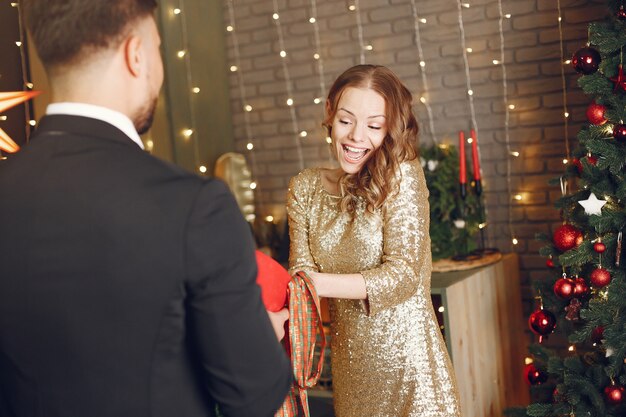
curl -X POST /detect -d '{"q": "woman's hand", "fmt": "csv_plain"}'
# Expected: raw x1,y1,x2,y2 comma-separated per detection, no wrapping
267,308,289,341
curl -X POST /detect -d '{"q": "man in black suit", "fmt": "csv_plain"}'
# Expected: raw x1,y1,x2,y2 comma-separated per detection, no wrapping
0,1,291,416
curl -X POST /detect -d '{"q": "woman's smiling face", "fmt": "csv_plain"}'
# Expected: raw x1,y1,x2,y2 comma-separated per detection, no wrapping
330,87,387,174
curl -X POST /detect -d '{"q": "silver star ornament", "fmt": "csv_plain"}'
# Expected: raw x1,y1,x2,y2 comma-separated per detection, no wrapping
578,192,607,216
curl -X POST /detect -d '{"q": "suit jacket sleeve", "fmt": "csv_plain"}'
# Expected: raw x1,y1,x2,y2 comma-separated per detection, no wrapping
184,179,291,417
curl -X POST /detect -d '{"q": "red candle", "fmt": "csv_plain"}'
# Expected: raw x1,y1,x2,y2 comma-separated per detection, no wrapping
470,129,481,181
459,131,467,184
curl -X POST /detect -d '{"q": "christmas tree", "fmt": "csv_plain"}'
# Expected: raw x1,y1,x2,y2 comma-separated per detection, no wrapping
508,1,626,416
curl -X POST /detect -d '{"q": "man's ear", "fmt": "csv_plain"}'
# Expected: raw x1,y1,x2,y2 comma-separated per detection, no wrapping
124,35,143,78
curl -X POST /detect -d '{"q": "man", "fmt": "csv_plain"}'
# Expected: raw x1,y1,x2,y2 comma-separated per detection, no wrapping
0,1,291,416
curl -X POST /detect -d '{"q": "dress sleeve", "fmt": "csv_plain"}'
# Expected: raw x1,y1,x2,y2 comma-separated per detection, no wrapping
286,170,319,275
360,161,431,317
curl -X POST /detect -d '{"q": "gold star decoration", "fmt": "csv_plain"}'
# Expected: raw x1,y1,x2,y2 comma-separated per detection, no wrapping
0,90,41,153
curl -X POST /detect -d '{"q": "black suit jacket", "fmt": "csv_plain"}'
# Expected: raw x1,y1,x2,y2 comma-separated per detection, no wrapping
0,115,291,417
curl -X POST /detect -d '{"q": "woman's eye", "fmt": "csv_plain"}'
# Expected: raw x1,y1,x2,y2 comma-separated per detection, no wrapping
339,119,350,125
369,126,381,130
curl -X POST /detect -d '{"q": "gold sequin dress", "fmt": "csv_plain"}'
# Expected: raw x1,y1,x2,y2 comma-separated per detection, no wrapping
286,160,461,417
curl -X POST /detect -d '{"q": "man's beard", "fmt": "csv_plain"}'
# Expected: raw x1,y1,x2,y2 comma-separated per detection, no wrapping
133,96,158,135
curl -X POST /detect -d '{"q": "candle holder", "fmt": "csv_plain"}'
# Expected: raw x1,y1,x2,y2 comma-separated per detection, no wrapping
471,179,499,257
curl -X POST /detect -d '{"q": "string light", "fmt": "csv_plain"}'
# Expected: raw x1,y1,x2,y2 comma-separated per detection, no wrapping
28,120,36,126
348,4,356,11
230,65,238,72
352,0,367,64
299,130,308,138
173,8,181,15
308,0,329,158
192,87,200,94
13,1,37,144
265,215,274,222
175,0,201,170
556,0,571,161
326,136,332,144
272,0,304,170
466,47,473,53
250,181,257,190
199,165,207,173
495,0,518,250
226,0,264,213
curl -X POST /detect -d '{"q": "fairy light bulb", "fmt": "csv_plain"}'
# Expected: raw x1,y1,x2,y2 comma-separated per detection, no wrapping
230,65,238,72
177,50,186,58
419,97,427,104
508,104,515,110
313,98,321,104
514,194,523,201
299,131,308,138
173,8,181,15
562,158,569,165
273,13,279,20
309,17,316,23
419,18,427,23
182,129,193,138
348,4,356,11
226,25,234,32
492,59,500,65
280,50,287,58
512,238,519,245
250,182,257,190
419,61,426,68
313,53,320,60
265,216,274,222
246,143,254,150
192,87,200,94
466,47,473,53
286,98,293,106
510,151,520,157
199,165,207,173
365,44,373,51
467,89,474,96
15,41,22,47
244,105,253,112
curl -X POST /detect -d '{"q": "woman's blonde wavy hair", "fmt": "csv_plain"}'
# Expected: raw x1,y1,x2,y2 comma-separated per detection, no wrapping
323,64,419,214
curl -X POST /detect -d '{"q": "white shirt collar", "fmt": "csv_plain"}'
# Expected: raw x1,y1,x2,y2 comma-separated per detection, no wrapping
45,102,145,150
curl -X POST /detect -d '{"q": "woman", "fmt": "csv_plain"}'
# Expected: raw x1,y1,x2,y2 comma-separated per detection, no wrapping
286,65,461,416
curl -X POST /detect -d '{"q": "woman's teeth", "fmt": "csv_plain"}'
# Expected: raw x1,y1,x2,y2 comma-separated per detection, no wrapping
342,144,369,162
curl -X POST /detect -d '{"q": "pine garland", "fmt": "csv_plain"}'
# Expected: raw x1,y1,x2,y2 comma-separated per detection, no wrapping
420,144,482,260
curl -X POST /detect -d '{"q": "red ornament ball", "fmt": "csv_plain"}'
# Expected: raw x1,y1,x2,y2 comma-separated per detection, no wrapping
594,242,607,253
590,267,611,287
553,224,583,252
586,154,598,166
591,325,604,343
590,268,611,288
604,384,625,405
524,363,548,386
572,158,583,174
554,277,575,300
618,5,626,20
613,124,626,143
586,101,608,125
573,277,590,297
572,47,602,75
529,309,557,336
546,258,555,268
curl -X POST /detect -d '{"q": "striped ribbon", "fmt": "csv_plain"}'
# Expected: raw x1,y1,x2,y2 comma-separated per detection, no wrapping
275,271,327,417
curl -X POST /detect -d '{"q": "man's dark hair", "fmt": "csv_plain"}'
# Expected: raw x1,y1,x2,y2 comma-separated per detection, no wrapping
22,0,157,69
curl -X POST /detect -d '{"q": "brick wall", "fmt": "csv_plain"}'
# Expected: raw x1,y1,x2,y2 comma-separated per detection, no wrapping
223,0,607,326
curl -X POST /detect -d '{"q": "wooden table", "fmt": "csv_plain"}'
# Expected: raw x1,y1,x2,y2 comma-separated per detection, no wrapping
432,253,529,417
